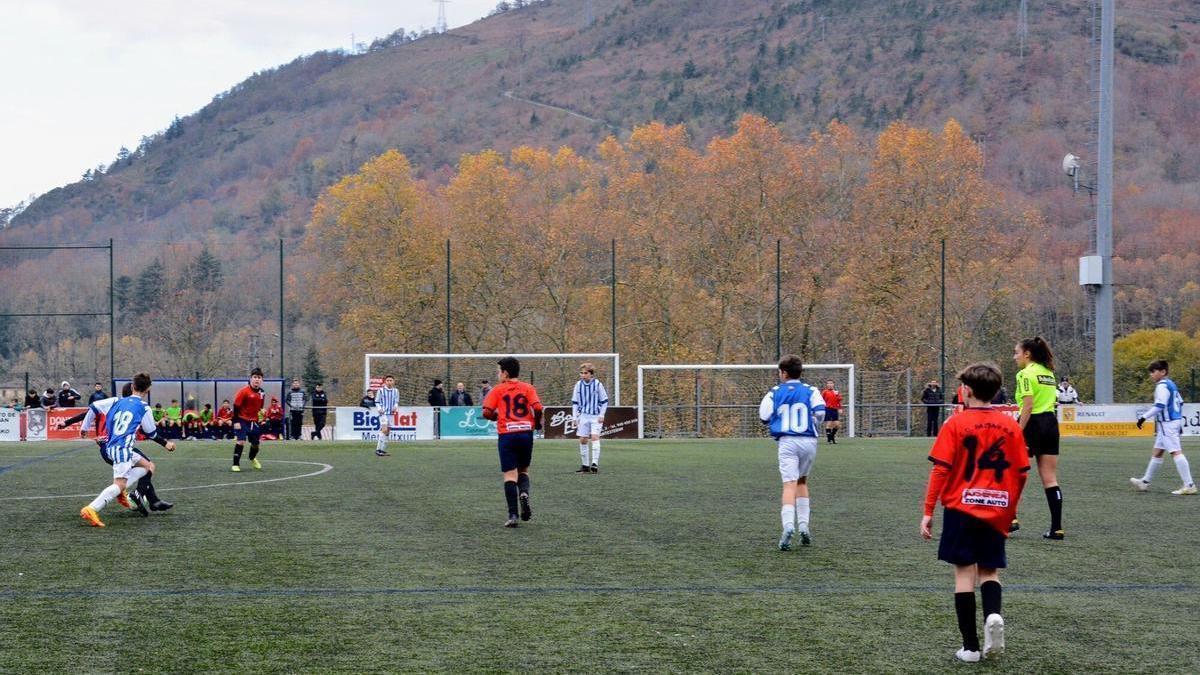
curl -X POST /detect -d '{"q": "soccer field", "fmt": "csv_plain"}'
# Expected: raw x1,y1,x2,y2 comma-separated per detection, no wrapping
2,437,1198,673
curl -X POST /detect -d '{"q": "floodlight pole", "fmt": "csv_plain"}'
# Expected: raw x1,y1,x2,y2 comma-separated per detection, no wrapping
1094,0,1115,403
109,238,115,386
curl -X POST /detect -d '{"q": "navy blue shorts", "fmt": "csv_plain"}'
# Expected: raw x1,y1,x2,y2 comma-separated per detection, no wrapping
825,409,840,422
497,431,534,472
234,420,262,442
938,508,1007,569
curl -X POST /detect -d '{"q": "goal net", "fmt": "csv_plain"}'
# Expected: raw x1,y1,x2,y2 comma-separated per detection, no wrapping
637,364,855,439
364,353,621,407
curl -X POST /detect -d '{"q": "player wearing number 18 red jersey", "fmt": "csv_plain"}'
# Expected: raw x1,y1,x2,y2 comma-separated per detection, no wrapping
482,357,544,528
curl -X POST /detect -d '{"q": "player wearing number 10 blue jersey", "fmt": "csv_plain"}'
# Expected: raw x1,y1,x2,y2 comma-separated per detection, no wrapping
759,355,826,551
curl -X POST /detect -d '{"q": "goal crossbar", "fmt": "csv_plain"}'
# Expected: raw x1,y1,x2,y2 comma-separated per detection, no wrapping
366,353,620,406
637,363,854,439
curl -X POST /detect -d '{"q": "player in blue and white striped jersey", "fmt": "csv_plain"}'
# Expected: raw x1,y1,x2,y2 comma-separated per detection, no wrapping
373,375,400,457
1130,360,1195,495
79,373,176,528
759,355,826,550
572,362,609,473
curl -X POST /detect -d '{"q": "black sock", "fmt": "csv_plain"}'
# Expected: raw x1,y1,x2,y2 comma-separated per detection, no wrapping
831,428,838,441
517,473,530,496
980,580,1002,618
825,429,833,442
249,443,260,461
232,443,244,465
503,480,519,516
954,591,980,651
137,473,157,502
1045,485,1063,531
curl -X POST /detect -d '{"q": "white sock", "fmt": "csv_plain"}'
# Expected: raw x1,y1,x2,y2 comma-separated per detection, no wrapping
126,467,148,483
795,497,811,530
781,504,795,531
376,437,387,453
1143,456,1163,483
89,484,121,512
1173,453,1194,486
591,439,601,466
579,442,589,466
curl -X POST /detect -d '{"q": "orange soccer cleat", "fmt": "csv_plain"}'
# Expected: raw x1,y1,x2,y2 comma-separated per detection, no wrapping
116,491,133,509
80,506,105,528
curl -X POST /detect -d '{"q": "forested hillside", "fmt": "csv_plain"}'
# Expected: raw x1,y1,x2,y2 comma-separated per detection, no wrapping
2,0,1198,400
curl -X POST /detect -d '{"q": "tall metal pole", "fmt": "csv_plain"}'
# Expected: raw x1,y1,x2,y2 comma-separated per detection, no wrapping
279,239,285,378
610,239,617,353
446,239,452,387
1094,0,1115,403
108,238,115,386
939,239,946,402
775,239,782,360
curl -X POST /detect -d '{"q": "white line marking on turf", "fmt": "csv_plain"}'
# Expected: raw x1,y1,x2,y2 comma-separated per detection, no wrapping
0,459,333,501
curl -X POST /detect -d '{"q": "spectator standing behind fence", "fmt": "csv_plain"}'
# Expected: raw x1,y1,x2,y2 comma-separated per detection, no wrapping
480,379,492,401
25,389,40,408
41,388,57,408
428,379,447,407
88,383,107,404
286,379,306,440
449,382,473,406
57,381,81,408
310,384,328,440
921,381,945,437
1056,377,1080,405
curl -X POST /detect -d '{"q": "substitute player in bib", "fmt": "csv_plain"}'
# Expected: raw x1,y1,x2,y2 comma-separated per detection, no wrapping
230,368,266,472
572,362,609,473
374,375,400,457
821,380,842,444
921,363,1030,662
1011,337,1063,539
760,355,825,550
80,373,177,528
482,357,544,528
1130,360,1196,495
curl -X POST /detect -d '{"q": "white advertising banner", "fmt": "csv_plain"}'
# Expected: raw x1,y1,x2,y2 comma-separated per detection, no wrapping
0,409,21,441
24,409,47,441
333,406,435,441
1059,404,1200,437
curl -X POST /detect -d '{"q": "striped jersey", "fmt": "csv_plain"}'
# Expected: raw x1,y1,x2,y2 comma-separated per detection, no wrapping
1148,378,1183,422
375,386,399,414
84,396,120,441
104,396,158,464
572,379,609,417
759,380,826,439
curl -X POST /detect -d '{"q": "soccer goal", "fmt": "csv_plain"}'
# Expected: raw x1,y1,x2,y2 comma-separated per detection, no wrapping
364,353,620,407
637,364,854,439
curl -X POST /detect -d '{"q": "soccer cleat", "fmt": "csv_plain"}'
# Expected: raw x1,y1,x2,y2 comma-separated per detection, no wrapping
251,458,262,470
1130,477,1151,492
116,491,133,509
983,613,1005,659
954,648,981,663
1043,529,1065,540
231,465,241,472
590,463,599,474
504,515,519,528
1009,519,1020,533
128,491,150,517
149,499,174,511
575,465,590,473
375,450,391,457
519,492,532,521
798,527,812,547
778,527,794,551
80,506,105,528
1171,485,1197,495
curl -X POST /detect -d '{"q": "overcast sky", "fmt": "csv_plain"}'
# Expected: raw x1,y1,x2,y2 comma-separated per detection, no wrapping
0,0,498,208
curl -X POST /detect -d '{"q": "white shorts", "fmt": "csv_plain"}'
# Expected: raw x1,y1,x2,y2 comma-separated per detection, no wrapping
778,436,817,483
112,457,144,481
378,411,393,431
576,414,602,437
1155,419,1183,453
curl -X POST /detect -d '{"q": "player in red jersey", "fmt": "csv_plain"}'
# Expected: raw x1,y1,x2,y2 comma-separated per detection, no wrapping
820,380,843,444
230,368,266,472
482,356,544,528
921,363,1031,663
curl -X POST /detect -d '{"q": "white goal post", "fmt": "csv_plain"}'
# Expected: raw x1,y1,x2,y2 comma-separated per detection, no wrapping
365,353,620,407
637,363,855,439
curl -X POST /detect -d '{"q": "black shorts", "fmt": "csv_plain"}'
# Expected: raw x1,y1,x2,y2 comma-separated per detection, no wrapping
825,409,840,422
938,508,1007,569
497,431,534,472
234,420,262,442
1024,412,1060,456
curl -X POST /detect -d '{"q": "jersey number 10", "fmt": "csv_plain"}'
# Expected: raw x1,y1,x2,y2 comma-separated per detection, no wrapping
775,403,811,434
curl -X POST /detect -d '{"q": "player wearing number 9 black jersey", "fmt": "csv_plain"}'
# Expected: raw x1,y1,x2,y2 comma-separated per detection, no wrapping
482,357,544,528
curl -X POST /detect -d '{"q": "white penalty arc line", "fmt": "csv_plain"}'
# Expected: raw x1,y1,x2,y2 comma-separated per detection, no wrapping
0,459,333,502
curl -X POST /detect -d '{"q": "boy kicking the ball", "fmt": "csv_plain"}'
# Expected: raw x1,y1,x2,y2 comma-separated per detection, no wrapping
921,363,1030,662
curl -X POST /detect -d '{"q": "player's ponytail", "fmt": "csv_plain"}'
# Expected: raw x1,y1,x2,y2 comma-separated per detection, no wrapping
1019,336,1055,370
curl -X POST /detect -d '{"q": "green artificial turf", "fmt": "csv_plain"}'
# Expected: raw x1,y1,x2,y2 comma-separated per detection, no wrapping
1,437,1197,673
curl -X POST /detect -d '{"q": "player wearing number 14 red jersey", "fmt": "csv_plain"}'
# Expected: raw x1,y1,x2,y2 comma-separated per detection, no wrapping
482,357,544,528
